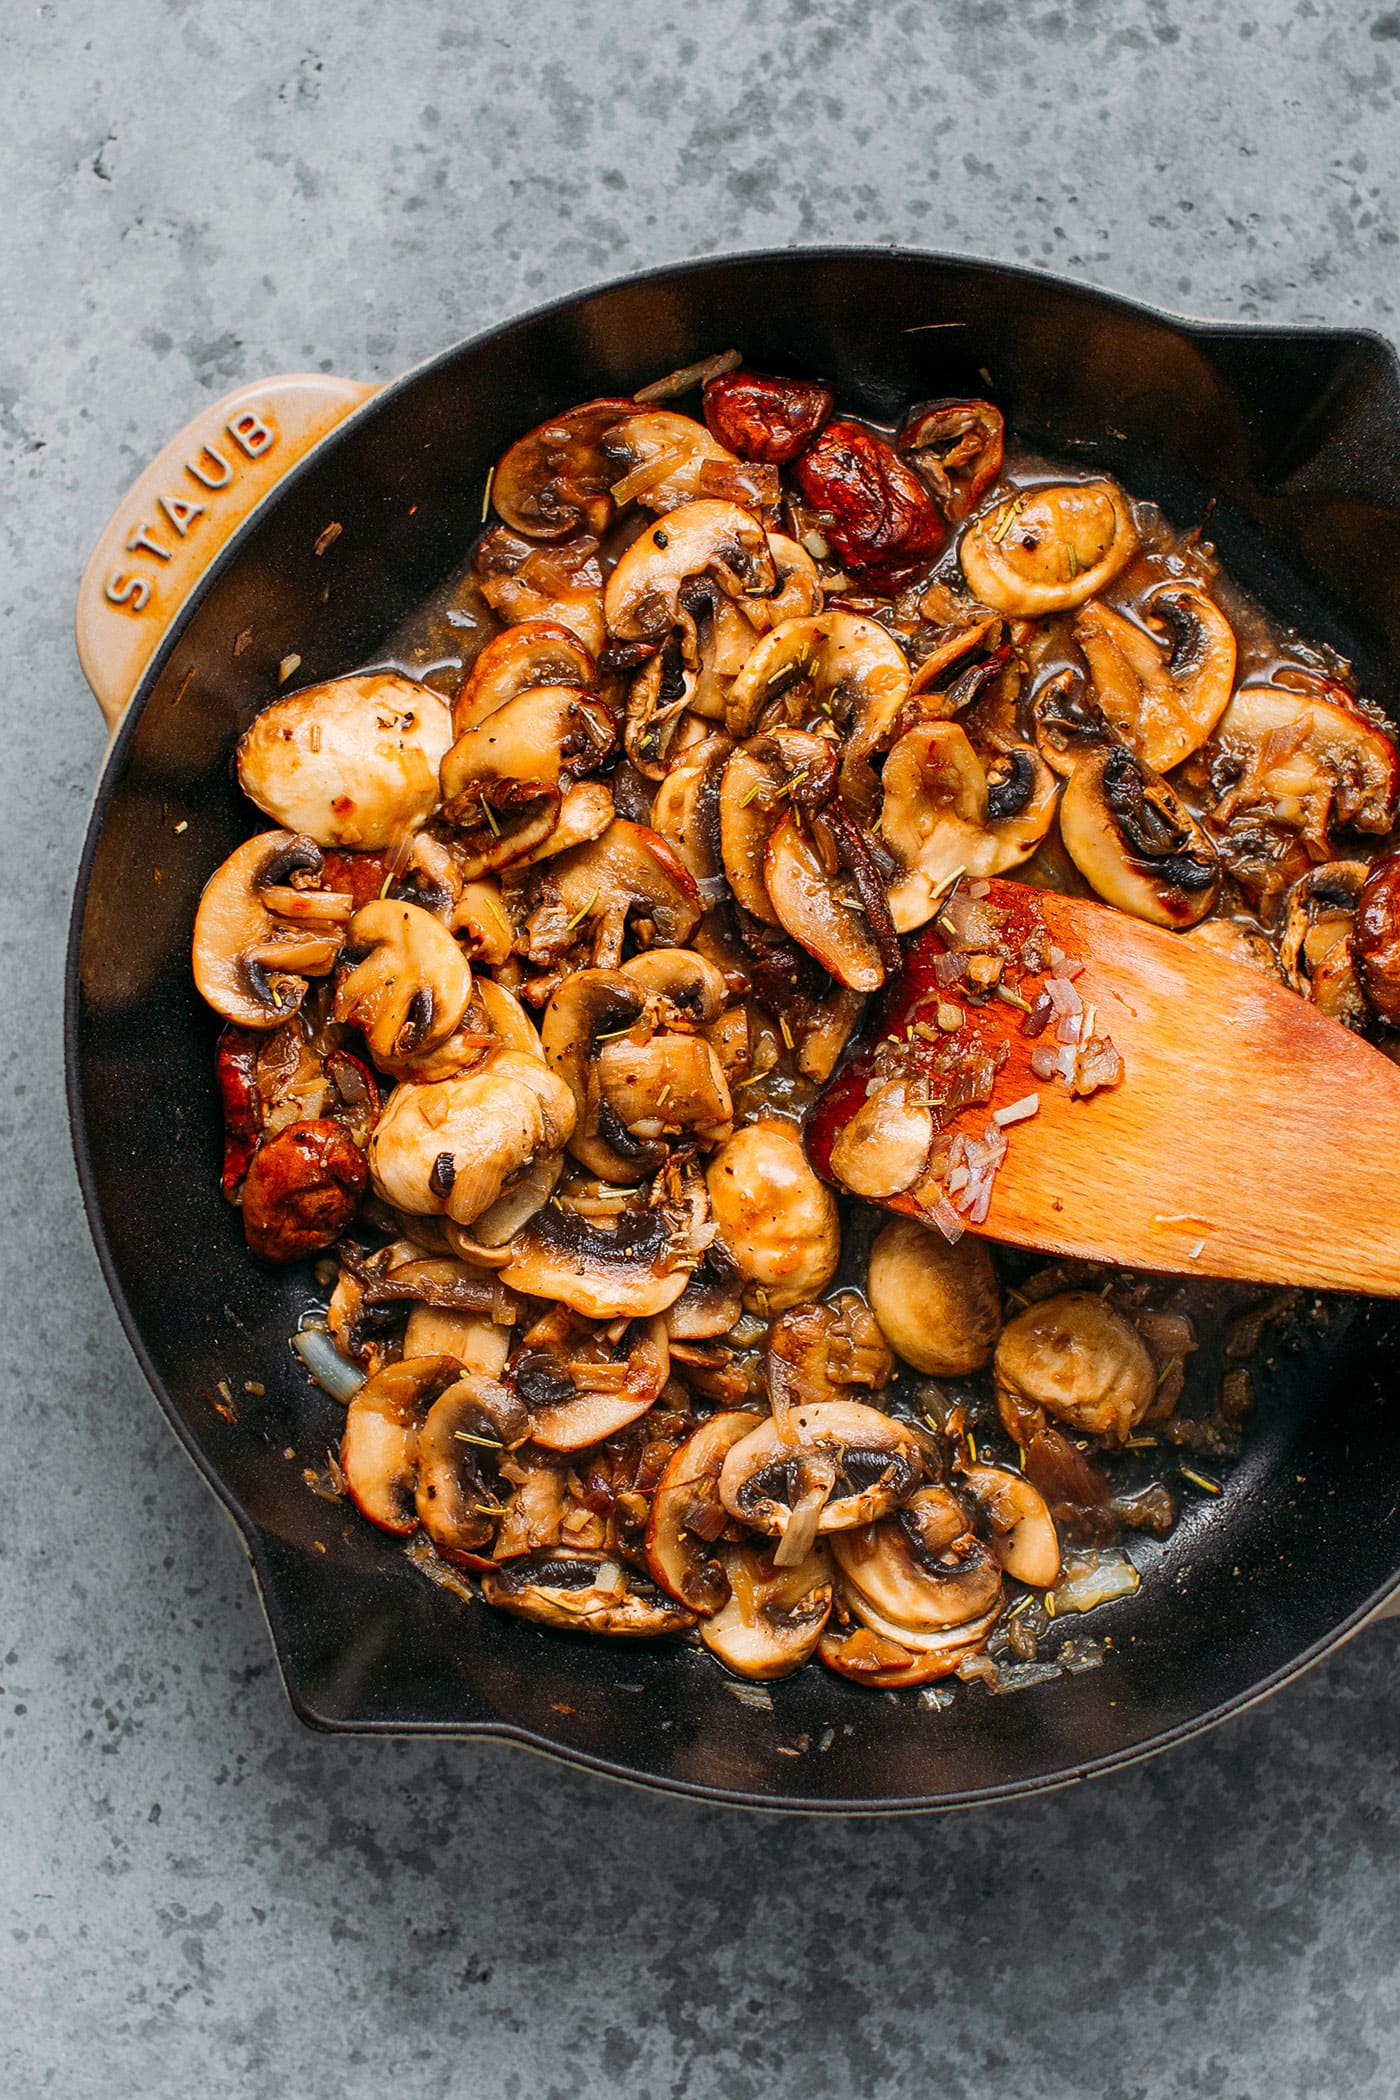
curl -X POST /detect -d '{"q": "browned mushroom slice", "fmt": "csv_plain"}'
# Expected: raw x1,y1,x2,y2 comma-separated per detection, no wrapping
474,526,606,659
596,1033,733,1149
827,1080,934,1199
541,968,660,1182
649,731,733,896
452,620,598,736
237,673,453,850
193,832,350,1029
644,1409,764,1612
1058,742,1220,928
340,1356,465,1534
957,1463,1060,1588
831,1488,1004,1634
898,397,1004,519
719,1402,925,1553
440,687,615,838
994,1291,1155,1445
490,397,635,540
665,1240,746,1341
866,1216,1002,1377
1208,682,1399,857
960,480,1138,616
498,1195,700,1319
820,1598,1002,1675
1279,861,1368,1027
881,720,1059,932
519,1316,671,1452
722,613,911,811
763,810,887,992
368,1052,576,1225
603,501,776,660
1074,589,1236,774
601,408,742,513
1183,915,1282,978
414,1374,531,1564
764,1294,893,1408
705,1121,840,1313
334,898,473,1070
514,819,702,970
480,1550,695,1636
699,1543,834,1678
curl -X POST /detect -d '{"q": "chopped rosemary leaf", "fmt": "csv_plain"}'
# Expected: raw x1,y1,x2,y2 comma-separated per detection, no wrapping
564,887,600,931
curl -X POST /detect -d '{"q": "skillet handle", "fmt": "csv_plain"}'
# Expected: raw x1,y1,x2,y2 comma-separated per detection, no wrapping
75,373,377,735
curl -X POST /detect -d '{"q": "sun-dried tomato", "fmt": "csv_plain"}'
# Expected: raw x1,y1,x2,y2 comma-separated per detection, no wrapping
795,420,945,584
703,370,834,465
240,1119,367,1263
215,1027,262,1201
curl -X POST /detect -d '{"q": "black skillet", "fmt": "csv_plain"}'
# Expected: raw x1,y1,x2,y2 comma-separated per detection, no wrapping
67,248,1400,1812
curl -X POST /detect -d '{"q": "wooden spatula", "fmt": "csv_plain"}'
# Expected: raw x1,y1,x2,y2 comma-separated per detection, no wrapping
806,876,1400,1295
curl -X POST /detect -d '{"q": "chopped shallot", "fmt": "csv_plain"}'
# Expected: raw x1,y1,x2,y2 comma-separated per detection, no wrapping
993,1093,1039,1127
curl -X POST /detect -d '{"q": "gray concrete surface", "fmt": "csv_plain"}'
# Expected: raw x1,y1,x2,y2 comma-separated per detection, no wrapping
5,1,1400,2093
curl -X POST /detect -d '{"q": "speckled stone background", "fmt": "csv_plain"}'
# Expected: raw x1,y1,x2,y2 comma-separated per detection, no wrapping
6,1,1400,2093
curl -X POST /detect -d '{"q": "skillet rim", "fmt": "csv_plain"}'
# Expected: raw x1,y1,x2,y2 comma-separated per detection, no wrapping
64,241,1400,1813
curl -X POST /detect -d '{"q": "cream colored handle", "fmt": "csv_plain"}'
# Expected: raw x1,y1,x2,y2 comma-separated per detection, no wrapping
76,373,378,734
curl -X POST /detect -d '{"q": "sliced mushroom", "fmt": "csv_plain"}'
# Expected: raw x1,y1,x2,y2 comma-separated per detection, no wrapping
705,1121,840,1313
453,880,515,968
515,1315,671,1452
960,480,1138,617
498,1189,703,1320
719,1402,925,1545
334,898,473,1069
644,1409,764,1612
368,1051,576,1225
414,1375,531,1563
601,409,741,513
514,780,616,866
474,526,606,658
994,1291,1155,1445
1073,591,1235,775
480,1550,695,1637
513,819,702,969
722,613,911,809
439,686,615,837
665,1237,746,1341
193,832,349,1030
818,1617,994,1688
1183,916,1282,978
340,1355,465,1534
237,673,453,850
831,1487,1004,1633
619,946,729,1026
898,397,1005,520
490,397,634,540
1208,682,1399,857
763,810,888,992
957,1462,1061,1587
765,1294,893,1407
1279,860,1367,1027
453,620,597,736
541,967,657,1181
402,1304,513,1375
1058,742,1220,928
603,501,775,659
881,720,1059,931
1356,851,1400,1024
716,733,836,926
867,1217,1002,1377
699,1544,834,1679
596,1033,733,1148
649,731,732,893
828,1081,934,1199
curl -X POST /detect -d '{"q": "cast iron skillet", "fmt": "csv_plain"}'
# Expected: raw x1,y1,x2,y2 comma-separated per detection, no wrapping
67,248,1400,1812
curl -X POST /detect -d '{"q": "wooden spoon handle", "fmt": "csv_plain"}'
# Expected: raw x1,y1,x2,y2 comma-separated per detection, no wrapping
75,373,376,735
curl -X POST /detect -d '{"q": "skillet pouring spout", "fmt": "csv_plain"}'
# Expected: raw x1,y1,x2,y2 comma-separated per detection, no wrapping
808,877,1400,1297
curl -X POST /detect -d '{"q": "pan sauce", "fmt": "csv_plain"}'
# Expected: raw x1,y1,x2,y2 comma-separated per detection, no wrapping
190,359,1396,1694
